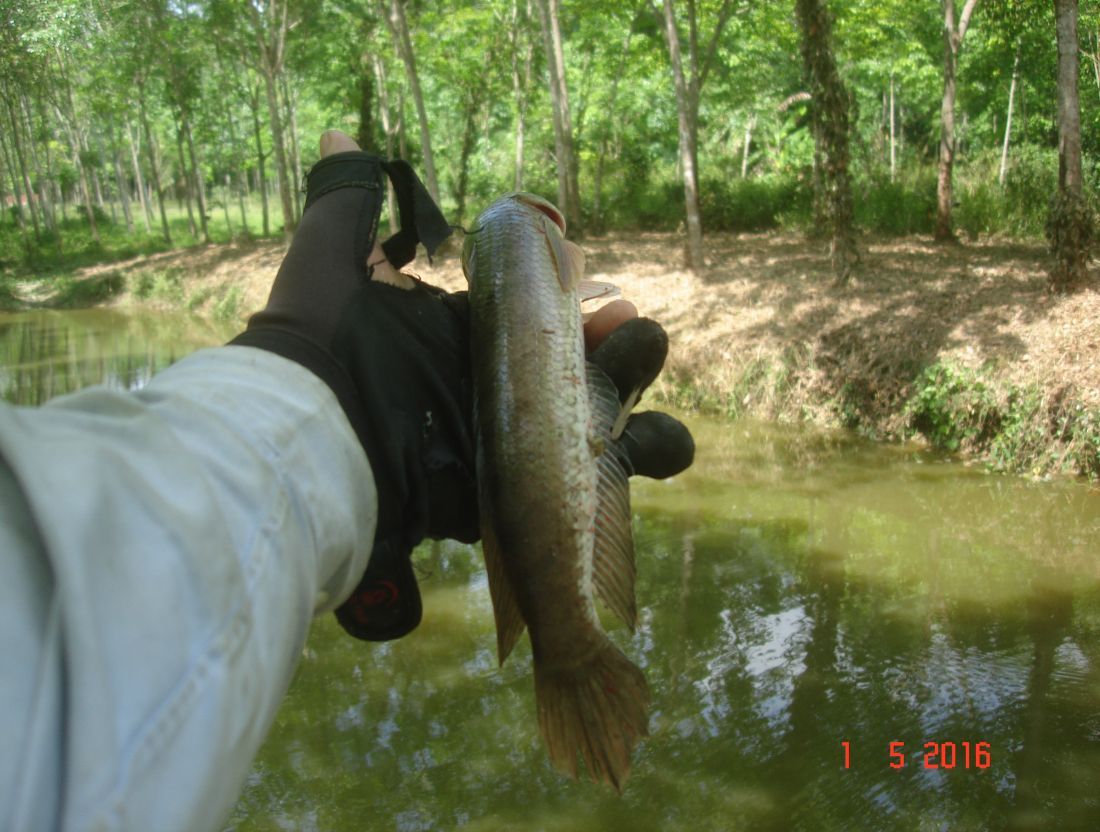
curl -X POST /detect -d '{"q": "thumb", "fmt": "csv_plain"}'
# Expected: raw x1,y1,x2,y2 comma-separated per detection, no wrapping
319,129,360,158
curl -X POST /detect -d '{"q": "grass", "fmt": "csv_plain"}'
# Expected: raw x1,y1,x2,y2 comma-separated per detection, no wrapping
0,192,282,281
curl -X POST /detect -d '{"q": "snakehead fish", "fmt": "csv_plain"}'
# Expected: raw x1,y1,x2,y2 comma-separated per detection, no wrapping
462,193,647,791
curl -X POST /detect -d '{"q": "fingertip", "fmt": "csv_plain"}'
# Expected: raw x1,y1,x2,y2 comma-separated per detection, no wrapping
320,130,360,158
584,299,638,352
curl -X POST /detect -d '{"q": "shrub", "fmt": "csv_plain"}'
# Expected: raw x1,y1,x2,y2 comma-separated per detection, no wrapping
699,175,804,232
905,363,1000,452
854,170,936,235
213,285,243,321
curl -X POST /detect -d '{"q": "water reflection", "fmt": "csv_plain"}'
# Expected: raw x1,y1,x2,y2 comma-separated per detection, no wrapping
2,311,1098,830
226,419,1098,831
0,309,236,405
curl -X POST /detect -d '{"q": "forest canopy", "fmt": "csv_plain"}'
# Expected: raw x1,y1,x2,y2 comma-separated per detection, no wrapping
1,0,1098,269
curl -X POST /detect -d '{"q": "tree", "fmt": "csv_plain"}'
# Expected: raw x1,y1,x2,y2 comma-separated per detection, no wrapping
534,0,581,230
380,0,440,204
795,0,858,284
655,0,738,272
1048,0,1093,290
935,0,981,242
240,0,298,238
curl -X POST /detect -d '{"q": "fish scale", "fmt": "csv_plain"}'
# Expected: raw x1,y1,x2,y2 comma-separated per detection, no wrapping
463,193,648,792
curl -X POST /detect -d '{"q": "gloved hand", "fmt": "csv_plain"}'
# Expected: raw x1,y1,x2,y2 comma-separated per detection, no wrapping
234,130,693,643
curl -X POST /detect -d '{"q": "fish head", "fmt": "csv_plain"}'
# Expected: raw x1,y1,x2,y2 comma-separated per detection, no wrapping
462,193,586,294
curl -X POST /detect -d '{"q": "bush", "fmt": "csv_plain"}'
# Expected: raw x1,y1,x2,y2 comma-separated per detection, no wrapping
699,175,804,232
955,178,1003,241
855,170,937,235
905,363,1000,452
213,285,243,321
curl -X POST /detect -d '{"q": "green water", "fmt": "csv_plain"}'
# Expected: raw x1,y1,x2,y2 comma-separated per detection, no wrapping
2,310,1099,831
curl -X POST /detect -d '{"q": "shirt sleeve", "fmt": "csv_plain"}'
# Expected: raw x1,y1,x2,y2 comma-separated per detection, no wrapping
0,345,376,832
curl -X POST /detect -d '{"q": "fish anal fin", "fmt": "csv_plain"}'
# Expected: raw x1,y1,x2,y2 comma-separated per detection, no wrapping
480,513,526,664
586,363,637,630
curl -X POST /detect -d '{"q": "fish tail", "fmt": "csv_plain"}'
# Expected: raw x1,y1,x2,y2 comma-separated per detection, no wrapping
534,642,650,793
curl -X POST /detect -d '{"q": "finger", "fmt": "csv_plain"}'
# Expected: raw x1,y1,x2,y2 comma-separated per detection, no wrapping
584,299,638,353
588,317,668,407
618,411,695,479
320,129,360,158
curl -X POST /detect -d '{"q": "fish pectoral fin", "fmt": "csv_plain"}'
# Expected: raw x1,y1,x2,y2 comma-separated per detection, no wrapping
587,363,638,630
548,233,586,292
480,512,527,664
577,279,620,304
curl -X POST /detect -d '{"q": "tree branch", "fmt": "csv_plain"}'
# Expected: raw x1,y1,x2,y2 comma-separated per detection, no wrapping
697,0,736,93
957,0,980,44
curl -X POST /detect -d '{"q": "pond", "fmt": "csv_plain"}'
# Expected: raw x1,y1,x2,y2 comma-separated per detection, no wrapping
2,309,1099,831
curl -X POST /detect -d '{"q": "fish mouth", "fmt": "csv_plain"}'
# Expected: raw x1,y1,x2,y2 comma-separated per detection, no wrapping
509,192,567,235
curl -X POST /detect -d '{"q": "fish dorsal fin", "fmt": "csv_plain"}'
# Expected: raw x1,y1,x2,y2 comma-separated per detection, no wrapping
479,500,527,664
586,362,637,630
548,233,586,292
578,279,621,303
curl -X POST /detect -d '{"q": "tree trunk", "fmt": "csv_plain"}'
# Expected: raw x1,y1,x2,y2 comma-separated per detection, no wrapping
246,0,296,239
54,49,100,241
248,84,271,237
0,130,10,229
175,127,198,238
20,93,57,234
226,112,250,237
357,39,375,151
5,93,41,239
112,138,135,235
889,73,896,182
534,0,580,229
383,0,441,204
260,64,295,238
138,80,172,244
510,0,534,192
999,45,1020,187
935,0,980,242
222,173,234,238
795,0,858,283
183,116,210,243
1048,0,1093,291
661,0,704,271
71,131,100,242
453,93,481,227
89,132,106,211
373,56,400,235
0,122,29,237
126,121,153,233
280,73,303,217
741,113,756,178
547,0,580,228
594,19,634,228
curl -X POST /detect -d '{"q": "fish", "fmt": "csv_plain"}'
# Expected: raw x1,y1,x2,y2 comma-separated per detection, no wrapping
462,192,648,792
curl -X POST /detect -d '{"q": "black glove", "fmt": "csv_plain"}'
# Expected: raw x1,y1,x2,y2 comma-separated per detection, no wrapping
233,150,693,643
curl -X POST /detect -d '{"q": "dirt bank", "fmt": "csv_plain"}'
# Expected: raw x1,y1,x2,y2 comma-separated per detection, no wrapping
19,230,1100,477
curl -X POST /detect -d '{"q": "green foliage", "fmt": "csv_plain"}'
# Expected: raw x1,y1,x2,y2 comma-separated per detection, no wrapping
213,285,243,322
47,271,126,308
854,170,937,235
905,363,1100,479
905,363,999,452
186,284,217,311
700,176,806,232
131,268,184,304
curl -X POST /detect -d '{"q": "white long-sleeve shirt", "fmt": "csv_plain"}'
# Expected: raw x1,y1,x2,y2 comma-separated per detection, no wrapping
0,346,376,831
